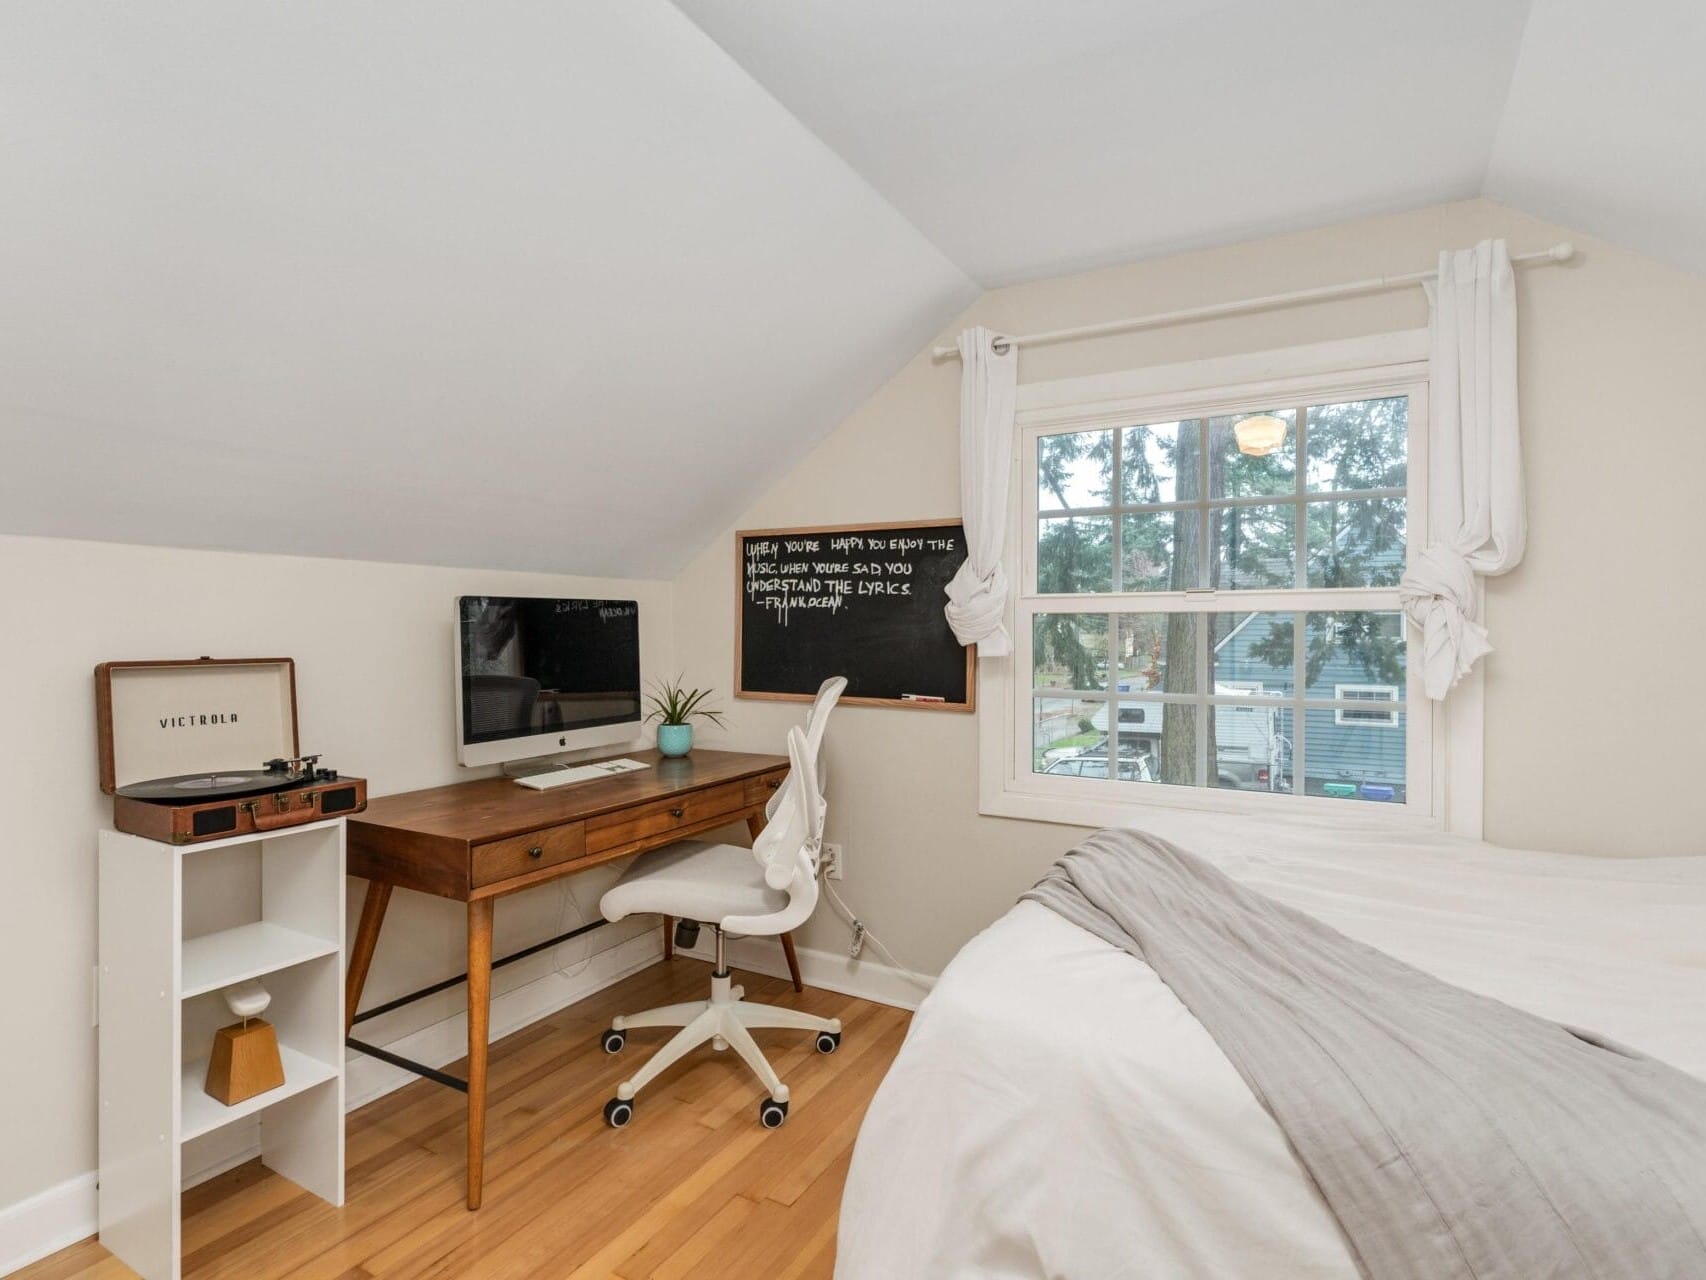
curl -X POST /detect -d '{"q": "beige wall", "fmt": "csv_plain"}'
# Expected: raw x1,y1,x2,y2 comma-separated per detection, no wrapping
0,535,671,1208
674,198,1706,979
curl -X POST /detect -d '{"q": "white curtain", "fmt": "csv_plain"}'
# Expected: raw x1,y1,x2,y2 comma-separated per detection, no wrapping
1399,239,1527,700
945,326,1018,656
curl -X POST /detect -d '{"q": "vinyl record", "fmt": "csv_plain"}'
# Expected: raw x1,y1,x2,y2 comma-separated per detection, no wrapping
116,770,295,801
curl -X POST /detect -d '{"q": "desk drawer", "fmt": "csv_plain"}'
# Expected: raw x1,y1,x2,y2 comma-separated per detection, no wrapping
585,780,749,854
472,822,586,887
745,770,788,808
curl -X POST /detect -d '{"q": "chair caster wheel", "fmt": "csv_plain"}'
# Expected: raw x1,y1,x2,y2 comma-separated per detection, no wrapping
758,1097,789,1129
600,1028,626,1054
815,1031,841,1054
604,1097,634,1128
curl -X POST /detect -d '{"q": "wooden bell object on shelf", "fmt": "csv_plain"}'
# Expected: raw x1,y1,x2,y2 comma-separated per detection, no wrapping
204,979,285,1106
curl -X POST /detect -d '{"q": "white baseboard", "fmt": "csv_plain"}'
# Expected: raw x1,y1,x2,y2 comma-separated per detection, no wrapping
679,933,935,1012
0,930,664,1277
0,1171,96,1277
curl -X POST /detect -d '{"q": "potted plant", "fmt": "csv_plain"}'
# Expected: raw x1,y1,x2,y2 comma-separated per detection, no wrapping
644,677,726,758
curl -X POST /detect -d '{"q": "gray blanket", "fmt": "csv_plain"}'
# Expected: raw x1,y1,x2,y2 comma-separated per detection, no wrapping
1024,828,1706,1280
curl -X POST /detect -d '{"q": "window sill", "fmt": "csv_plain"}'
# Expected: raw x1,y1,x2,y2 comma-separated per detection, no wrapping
980,774,1442,839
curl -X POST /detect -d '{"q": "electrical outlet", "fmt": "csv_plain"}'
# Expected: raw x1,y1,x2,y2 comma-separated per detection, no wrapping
821,842,844,879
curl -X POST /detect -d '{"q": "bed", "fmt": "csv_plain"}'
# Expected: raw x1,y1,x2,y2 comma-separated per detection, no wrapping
835,816,1706,1279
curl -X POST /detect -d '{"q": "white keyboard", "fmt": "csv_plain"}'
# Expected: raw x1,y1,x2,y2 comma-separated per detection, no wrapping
514,758,652,790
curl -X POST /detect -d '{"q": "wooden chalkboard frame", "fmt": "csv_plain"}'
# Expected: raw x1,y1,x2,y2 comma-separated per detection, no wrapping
734,519,977,713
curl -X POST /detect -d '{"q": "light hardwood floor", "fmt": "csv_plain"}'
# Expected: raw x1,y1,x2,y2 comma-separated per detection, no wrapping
23,958,910,1280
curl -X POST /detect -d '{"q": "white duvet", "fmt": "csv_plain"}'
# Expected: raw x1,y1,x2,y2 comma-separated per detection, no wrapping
836,820,1706,1279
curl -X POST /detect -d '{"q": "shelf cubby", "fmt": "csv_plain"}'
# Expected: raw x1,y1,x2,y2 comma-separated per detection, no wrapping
99,818,347,1280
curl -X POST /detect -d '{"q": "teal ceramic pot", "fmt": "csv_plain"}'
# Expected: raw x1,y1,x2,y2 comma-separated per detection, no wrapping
656,723,694,757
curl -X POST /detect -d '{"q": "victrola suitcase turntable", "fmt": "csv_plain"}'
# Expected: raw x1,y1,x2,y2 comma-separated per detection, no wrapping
95,657,366,844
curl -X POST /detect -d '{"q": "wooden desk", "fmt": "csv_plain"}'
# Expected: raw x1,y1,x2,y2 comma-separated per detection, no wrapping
343,748,791,1209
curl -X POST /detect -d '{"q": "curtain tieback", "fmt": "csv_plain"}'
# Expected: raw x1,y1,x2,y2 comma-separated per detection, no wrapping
1399,545,1491,701
945,560,1011,657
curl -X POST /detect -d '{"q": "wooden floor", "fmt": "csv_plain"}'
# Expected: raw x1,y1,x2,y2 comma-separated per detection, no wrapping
24,958,910,1280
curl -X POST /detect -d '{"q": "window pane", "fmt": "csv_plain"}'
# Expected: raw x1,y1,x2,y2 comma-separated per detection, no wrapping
1032,613,1109,692
1037,515,1113,593
1114,612,1196,696
1038,429,1113,511
1211,612,1295,695
1210,702,1294,794
1212,504,1296,590
1120,511,1199,592
1209,410,1296,498
1121,421,1198,504
1304,611,1406,699
1033,695,1105,774
1306,397,1407,493
1116,613,1200,786
1114,700,1196,787
1305,498,1406,587
1304,707,1406,802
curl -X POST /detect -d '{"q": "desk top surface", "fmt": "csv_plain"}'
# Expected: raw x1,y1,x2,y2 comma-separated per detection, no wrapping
350,748,788,845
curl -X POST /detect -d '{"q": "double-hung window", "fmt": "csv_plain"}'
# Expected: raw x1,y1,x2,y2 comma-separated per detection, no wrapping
987,334,1451,827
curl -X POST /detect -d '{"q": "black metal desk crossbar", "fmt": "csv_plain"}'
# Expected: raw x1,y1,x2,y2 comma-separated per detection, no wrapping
345,917,608,1092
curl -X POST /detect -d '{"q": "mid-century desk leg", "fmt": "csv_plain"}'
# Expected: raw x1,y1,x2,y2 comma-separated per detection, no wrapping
746,811,804,994
465,898,494,1211
346,881,393,1035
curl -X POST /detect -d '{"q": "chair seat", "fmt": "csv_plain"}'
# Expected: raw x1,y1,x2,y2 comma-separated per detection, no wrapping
600,840,788,930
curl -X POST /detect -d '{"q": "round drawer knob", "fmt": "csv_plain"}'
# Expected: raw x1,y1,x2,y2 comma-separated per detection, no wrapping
528,846,544,859
669,807,685,819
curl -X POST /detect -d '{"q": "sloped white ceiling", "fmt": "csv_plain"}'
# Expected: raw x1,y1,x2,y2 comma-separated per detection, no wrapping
4,2,1700,576
1485,0,1706,276
0,2,974,577
677,1,1706,287
673,0,1536,286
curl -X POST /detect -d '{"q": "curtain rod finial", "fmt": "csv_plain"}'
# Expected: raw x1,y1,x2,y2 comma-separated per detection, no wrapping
1548,242,1575,263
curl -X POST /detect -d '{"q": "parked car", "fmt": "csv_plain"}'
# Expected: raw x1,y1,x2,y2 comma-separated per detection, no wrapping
1043,752,1156,783
1060,730,1290,792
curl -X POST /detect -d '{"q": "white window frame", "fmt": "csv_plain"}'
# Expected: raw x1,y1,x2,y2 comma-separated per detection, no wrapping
976,331,1486,838
1334,684,1401,727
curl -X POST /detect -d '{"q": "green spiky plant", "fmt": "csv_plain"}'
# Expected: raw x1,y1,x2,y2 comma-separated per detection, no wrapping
643,677,727,729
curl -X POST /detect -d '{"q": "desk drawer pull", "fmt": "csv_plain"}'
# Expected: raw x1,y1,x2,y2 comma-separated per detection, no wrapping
669,807,684,819
766,779,781,790
471,825,587,887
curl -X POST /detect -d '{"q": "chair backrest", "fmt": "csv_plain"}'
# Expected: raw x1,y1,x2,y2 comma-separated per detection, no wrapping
765,676,846,821
746,726,823,914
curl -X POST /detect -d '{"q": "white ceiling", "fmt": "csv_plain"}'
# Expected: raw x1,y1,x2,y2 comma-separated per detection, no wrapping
677,0,1706,286
3,2,1700,576
673,0,1536,286
1484,0,1706,276
0,2,974,577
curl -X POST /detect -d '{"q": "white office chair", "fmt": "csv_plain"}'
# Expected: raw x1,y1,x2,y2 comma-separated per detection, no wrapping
597,678,846,1129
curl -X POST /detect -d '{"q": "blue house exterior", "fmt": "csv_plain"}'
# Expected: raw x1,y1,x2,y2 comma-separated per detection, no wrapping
1212,610,1406,801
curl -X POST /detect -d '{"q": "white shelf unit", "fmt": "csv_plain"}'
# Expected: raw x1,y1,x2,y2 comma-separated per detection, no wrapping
98,819,347,1280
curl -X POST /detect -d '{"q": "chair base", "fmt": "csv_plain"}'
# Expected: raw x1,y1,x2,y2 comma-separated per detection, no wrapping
606,969,841,1113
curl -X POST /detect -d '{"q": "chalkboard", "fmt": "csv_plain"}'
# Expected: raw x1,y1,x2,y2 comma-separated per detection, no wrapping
736,520,976,712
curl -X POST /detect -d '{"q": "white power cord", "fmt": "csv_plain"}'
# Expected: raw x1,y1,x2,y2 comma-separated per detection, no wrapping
819,869,934,995
549,876,596,982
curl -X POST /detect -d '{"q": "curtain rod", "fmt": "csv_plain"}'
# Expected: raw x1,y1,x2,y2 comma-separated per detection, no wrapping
931,242,1575,361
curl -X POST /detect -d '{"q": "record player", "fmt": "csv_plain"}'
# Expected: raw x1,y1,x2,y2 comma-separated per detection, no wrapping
95,657,367,844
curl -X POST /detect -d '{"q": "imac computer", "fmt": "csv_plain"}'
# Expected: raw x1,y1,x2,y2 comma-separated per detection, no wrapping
454,595,642,771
